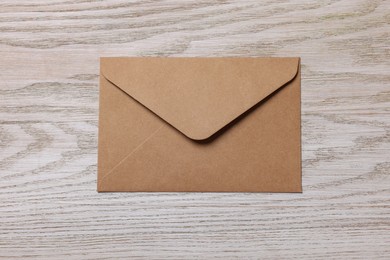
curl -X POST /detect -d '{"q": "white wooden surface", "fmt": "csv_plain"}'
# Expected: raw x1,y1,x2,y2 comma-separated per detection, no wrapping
0,0,389,259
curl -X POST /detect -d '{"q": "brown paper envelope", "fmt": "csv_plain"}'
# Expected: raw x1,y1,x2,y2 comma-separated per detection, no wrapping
98,57,301,192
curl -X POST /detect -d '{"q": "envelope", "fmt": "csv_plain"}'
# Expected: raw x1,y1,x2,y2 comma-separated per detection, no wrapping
97,57,301,192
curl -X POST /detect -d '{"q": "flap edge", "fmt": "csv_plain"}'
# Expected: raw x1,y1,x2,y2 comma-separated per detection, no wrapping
100,57,300,141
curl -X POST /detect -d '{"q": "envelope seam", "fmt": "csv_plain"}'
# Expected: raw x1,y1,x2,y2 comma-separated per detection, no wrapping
98,125,163,190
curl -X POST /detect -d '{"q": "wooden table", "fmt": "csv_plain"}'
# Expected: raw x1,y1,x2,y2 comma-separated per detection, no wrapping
1,1,389,259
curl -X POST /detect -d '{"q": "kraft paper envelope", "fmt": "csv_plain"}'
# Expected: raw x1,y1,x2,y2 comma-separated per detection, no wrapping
98,57,301,192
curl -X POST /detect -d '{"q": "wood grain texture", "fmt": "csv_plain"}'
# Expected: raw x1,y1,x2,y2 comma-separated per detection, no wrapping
0,0,389,259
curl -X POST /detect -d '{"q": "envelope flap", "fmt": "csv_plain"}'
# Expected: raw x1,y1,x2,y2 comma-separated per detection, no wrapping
101,57,299,141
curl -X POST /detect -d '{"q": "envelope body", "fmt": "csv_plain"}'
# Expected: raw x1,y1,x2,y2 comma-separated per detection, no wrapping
98,57,301,192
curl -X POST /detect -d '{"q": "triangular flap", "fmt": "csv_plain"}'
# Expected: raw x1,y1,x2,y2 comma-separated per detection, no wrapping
101,57,299,140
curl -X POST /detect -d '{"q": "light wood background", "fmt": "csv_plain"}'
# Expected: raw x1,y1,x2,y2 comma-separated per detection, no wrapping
1,0,389,259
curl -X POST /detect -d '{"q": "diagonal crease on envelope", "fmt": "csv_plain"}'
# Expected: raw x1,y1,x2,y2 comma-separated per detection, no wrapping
98,57,302,192
97,125,163,190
